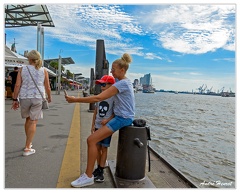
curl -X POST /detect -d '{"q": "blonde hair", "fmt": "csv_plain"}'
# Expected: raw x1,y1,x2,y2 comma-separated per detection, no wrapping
113,53,132,71
27,50,42,70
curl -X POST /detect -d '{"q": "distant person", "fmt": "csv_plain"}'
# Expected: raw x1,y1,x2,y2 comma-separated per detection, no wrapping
5,76,12,99
91,75,115,183
65,53,135,188
8,66,18,99
11,50,52,156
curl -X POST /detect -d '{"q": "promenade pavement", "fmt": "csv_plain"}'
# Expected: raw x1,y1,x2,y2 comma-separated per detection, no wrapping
5,90,116,188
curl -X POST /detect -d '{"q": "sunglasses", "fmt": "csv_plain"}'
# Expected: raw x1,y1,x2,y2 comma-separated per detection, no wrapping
100,83,111,87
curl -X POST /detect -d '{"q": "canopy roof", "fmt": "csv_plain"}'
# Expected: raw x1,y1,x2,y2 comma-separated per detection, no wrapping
44,58,75,66
5,45,26,59
5,45,56,77
5,45,29,65
5,4,54,28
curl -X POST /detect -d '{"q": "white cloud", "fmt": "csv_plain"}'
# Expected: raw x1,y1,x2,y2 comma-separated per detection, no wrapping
46,4,144,56
213,58,235,62
144,53,162,60
64,64,92,78
173,72,180,75
189,72,202,76
139,5,235,54
4,4,235,93
7,4,235,58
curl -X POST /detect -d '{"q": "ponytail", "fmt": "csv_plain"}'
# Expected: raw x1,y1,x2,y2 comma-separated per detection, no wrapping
27,50,43,70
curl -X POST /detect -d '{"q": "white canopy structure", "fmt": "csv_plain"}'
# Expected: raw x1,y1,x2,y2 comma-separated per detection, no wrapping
5,45,29,67
5,45,56,77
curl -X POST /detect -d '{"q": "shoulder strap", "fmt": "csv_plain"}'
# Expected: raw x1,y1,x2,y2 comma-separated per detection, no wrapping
26,66,45,100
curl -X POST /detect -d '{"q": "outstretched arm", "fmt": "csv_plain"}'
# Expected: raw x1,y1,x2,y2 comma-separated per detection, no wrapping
65,85,118,103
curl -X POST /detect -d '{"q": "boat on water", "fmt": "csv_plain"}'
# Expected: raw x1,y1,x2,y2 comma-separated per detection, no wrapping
221,91,235,97
142,85,155,93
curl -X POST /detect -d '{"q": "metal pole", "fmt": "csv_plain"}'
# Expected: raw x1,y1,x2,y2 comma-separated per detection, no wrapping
89,68,95,111
55,70,58,94
37,23,41,51
40,26,44,63
90,68,94,94
58,55,62,95
73,73,75,90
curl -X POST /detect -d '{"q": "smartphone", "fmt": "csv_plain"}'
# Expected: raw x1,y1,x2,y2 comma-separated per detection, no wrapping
64,90,68,96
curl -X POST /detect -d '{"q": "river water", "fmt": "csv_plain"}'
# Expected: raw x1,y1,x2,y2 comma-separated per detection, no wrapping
134,92,235,188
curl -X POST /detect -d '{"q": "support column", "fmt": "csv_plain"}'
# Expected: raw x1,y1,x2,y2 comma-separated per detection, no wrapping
94,39,109,95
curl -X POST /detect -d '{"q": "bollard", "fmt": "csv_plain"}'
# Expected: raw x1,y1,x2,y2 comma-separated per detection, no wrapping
88,102,95,112
115,125,148,180
83,92,88,97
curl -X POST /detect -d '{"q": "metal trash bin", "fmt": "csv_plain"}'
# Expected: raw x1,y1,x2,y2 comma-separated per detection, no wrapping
115,125,148,180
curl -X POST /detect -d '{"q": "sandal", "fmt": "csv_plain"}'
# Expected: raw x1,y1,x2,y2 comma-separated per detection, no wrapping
23,143,33,151
23,148,35,156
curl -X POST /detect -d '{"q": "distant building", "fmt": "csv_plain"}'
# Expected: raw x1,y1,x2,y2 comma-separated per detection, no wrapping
140,73,154,93
11,43,17,53
24,50,28,57
133,79,139,88
140,73,152,85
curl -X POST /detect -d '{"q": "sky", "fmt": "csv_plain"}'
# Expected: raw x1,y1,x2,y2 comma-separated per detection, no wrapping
3,1,237,93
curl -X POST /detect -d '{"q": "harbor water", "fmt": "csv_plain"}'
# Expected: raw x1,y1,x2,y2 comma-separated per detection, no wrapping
134,92,235,188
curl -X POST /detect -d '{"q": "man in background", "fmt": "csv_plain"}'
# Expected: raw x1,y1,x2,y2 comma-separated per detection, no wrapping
8,66,19,99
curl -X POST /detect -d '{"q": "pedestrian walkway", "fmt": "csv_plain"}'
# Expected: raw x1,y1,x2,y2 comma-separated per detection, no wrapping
5,90,117,188
5,90,75,188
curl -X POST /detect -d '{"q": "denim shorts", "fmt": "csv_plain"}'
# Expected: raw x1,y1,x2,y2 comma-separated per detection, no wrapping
95,128,112,147
106,115,133,133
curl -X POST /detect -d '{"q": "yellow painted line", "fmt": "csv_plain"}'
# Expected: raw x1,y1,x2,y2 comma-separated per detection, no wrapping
56,102,80,188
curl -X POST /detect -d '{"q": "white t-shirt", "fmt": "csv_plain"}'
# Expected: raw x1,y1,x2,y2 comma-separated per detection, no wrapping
113,78,135,119
95,97,114,129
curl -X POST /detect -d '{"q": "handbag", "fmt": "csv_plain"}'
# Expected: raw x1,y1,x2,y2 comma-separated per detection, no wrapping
42,99,49,110
26,66,49,110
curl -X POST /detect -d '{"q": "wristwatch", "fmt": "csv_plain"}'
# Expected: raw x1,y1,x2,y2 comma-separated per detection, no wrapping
12,98,18,101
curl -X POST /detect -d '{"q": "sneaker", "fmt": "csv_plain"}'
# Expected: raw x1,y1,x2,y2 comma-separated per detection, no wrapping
23,148,35,156
23,143,33,151
95,172,104,183
71,173,94,188
93,168,101,179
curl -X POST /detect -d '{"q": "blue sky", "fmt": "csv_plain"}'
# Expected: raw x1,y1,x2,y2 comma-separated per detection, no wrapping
4,2,236,92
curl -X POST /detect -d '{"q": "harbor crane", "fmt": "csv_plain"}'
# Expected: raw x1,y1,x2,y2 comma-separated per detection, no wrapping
218,87,224,94
196,84,204,94
202,84,207,93
206,86,213,94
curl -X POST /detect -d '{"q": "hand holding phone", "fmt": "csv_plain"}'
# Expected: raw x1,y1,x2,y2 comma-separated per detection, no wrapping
64,90,68,96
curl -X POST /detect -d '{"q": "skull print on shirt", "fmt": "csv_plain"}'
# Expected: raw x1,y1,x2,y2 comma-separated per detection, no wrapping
99,101,109,117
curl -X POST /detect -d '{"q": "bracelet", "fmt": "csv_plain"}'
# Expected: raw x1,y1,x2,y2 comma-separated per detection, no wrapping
12,98,18,101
